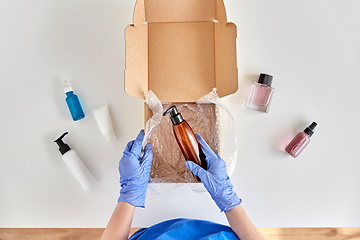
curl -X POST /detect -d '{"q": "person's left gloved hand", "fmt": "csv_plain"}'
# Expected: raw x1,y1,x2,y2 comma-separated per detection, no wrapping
185,134,241,212
118,130,153,208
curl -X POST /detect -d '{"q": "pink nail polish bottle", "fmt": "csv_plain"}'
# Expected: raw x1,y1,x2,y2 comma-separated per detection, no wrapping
285,122,317,158
246,73,274,113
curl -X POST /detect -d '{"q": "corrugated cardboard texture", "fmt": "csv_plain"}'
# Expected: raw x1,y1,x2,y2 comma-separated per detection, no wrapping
124,24,148,98
214,23,238,98
133,0,229,26
144,0,216,24
125,0,238,102
148,22,215,102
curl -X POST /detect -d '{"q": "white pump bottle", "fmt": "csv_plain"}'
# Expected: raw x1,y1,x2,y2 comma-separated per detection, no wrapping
54,132,97,191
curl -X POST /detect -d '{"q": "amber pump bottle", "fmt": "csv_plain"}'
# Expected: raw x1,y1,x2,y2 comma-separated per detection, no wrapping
163,106,207,181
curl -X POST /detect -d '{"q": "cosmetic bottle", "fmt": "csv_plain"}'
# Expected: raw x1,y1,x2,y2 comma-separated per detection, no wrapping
54,132,97,191
246,73,274,113
285,122,318,158
163,106,207,181
64,80,85,121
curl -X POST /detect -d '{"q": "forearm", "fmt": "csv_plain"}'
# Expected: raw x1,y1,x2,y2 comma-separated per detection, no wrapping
101,202,136,240
225,205,265,240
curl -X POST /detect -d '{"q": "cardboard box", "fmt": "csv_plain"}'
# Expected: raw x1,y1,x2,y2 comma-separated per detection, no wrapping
125,0,238,107
124,0,238,183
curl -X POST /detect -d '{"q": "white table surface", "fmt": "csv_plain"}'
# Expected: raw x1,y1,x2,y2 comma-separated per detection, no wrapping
1,0,360,228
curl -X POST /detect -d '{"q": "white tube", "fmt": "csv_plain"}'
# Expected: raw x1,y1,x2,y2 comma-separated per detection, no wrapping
92,103,117,142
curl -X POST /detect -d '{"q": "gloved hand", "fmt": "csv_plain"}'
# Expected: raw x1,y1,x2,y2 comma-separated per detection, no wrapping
185,134,242,212
118,130,153,208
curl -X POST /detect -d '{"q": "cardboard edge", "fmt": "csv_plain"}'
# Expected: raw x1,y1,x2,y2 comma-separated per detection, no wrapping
144,102,152,127
214,21,238,98
216,0,227,23
133,0,145,27
124,24,149,99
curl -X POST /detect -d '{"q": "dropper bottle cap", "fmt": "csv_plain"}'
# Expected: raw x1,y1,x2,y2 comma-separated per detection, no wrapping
54,132,71,155
163,105,184,125
304,122,317,137
64,80,73,93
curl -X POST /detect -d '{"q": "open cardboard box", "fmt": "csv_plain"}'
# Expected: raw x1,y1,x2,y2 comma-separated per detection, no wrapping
124,0,238,183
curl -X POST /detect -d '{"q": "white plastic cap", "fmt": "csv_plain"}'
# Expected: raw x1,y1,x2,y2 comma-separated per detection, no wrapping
64,80,73,93
64,86,73,93
104,132,117,142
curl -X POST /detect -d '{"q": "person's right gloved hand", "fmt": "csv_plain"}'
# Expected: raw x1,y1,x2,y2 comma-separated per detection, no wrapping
185,134,242,212
118,130,153,208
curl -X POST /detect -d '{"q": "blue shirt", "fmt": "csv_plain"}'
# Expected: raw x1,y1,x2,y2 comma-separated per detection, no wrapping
129,218,239,240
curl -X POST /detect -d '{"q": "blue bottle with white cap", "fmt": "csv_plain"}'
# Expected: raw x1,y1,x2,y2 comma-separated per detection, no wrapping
64,80,85,121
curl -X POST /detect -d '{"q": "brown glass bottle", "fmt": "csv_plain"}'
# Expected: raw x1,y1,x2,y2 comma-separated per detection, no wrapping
163,106,207,181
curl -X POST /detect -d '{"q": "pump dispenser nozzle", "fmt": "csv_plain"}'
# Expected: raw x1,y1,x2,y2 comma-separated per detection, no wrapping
54,132,71,155
304,122,318,137
163,105,184,125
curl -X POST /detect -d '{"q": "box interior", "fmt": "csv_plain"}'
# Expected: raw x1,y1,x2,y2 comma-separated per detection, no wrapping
149,103,217,183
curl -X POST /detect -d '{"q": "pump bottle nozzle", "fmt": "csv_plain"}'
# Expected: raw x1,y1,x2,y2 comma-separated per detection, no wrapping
55,132,68,145
304,122,318,137
163,105,184,125
54,132,71,155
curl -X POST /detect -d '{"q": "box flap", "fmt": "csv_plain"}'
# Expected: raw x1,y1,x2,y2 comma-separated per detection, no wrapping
215,23,238,98
134,0,227,26
125,0,238,102
124,24,148,99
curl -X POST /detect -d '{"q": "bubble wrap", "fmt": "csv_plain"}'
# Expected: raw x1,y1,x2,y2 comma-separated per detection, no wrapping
143,88,237,194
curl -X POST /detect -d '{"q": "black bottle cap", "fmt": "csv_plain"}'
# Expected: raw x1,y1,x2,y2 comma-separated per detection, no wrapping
163,105,184,125
54,132,71,155
258,73,273,87
304,122,317,137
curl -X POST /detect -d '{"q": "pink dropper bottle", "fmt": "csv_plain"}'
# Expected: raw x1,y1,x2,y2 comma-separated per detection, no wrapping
285,122,317,158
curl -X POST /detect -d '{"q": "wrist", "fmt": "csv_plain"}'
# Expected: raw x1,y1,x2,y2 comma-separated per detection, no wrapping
117,201,136,211
214,189,242,212
118,190,147,208
118,181,148,208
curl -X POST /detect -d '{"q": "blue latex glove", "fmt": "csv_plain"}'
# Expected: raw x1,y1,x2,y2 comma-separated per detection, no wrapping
118,130,153,208
185,134,242,212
